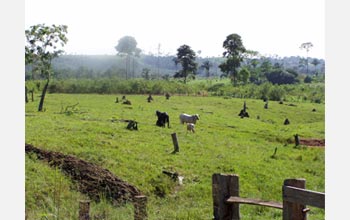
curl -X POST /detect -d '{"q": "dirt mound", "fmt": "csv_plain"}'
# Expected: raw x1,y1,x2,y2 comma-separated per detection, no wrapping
25,143,142,205
299,139,325,147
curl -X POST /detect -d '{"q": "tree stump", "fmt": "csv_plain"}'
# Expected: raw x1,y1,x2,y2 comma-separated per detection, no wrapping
284,118,290,125
79,200,90,220
127,120,138,130
133,195,147,220
294,134,300,146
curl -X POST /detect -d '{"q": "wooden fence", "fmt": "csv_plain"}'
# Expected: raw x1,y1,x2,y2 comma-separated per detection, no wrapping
212,173,325,220
79,195,147,220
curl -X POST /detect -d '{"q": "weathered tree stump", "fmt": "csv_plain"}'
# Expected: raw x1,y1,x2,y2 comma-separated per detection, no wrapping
171,133,179,153
79,200,90,220
284,118,290,125
264,100,269,109
165,93,170,100
294,134,300,146
147,94,153,103
127,120,138,130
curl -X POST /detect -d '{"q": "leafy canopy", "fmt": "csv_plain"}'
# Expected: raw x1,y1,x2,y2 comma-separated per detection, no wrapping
115,36,141,56
219,34,246,85
173,44,198,83
25,24,68,78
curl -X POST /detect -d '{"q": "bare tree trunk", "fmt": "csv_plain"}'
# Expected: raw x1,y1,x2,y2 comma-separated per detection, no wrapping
25,86,29,103
38,79,49,112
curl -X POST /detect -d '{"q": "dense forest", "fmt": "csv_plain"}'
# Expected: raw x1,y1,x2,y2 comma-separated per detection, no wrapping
25,54,325,83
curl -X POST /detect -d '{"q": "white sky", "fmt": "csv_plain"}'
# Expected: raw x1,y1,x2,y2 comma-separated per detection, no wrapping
25,0,325,58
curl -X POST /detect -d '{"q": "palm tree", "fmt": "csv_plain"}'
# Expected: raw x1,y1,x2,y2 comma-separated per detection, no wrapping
299,42,313,74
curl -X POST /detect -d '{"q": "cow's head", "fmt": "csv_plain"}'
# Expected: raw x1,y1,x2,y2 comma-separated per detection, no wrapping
194,114,200,120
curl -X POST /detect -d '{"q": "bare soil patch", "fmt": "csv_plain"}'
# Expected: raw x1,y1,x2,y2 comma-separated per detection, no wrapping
299,138,325,147
25,143,142,205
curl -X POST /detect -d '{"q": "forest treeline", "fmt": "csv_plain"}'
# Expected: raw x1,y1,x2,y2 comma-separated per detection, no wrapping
25,54,325,83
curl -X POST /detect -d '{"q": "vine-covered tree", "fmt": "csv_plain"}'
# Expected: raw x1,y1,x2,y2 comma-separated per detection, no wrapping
237,67,250,84
265,68,299,85
115,36,141,79
200,60,212,78
25,24,68,111
173,44,198,83
219,34,246,86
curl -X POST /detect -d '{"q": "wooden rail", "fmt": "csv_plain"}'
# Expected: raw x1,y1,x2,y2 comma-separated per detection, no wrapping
212,173,325,220
226,196,283,209
283,186,325,209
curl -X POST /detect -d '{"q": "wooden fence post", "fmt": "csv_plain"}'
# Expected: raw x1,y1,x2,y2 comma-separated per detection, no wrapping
133,195,147,220
282,179,307,220
212,173,240,220
171,133,179,153
79,200,90,220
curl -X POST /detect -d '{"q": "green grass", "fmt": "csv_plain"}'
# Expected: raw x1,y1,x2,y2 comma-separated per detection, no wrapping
25,94,325,219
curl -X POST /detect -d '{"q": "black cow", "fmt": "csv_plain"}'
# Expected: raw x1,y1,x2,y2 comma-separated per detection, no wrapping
156,110,170,128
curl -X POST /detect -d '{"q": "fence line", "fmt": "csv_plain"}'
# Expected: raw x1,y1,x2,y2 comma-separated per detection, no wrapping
212,173,325,220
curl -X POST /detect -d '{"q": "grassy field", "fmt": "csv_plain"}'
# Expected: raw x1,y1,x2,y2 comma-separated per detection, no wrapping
25,93,325,219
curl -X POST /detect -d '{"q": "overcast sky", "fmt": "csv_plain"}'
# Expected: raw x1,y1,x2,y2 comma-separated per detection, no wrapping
25,0,325,58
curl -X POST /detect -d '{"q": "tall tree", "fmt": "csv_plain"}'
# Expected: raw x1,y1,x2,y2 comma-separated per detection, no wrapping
200,60,213,78
219,34,246,86
311,58,320,76
115,36,140,79
25,24,68,111
173,45,198,84
299,42,313,74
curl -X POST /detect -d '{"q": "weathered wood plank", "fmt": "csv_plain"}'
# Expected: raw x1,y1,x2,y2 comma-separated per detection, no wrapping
283,186,325,209
212,173,240,220
226,196,283,209
283,179,307,220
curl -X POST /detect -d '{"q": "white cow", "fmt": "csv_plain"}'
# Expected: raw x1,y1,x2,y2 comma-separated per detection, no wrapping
186,123,195,133
179,113,200,124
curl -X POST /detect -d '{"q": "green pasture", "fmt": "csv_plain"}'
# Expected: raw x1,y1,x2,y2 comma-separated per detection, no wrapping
25,94,325,219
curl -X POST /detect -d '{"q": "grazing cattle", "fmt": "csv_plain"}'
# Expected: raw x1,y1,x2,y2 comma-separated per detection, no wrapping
122,100,132,105
186,123,195,133
179,113,199,124
156,110,170,128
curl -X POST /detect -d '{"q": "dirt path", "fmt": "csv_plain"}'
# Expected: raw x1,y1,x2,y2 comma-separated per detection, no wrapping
25,143,142,205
